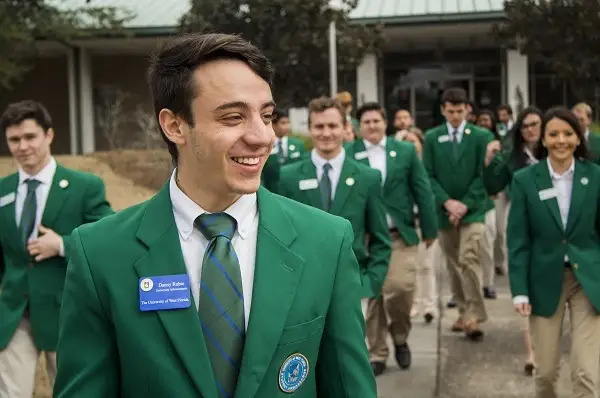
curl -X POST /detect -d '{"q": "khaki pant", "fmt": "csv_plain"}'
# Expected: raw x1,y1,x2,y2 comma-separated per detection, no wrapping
481,209,497,289
494,193,509,274
530,269,600,398
438,223,487,324
366,234,418,361
414,239,440,315
0,317,56,398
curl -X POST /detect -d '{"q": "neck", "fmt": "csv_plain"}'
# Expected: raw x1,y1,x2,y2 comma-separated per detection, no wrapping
317,146,342,161
176,166,240,213
549,156,574,175
366,135,385,146
22,155,52,176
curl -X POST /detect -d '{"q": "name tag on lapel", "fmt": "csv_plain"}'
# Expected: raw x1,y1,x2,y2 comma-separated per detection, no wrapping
354,151,368,160
290,151,301,159
0,192,16,207
139,274,191,311
438,135,450,143
299,179,318,190
538,188,558,201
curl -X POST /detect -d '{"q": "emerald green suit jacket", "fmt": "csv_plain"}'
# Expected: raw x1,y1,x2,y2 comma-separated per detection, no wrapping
345,138,437,245
55,185,376,398
278,156,391,299
281,137,307,165
0,164,112,351
261,138,307,192
508,159,600,317
422,124,490,229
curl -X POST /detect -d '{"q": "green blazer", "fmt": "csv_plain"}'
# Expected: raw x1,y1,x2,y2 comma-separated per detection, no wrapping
278,156,391,299
0,164,112,351
55,185,376,398
587,132,600,164
483,154,514,196
281,137,307,165
508,159,600,317
261,154,280,192
345,138,438,245
422,124,490,229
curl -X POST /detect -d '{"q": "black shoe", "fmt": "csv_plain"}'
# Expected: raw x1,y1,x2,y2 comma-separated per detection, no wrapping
483,287,497,299
524,362,535,376
370,361,386,376
495,266,504,276
395,343,411,369
446,299,457,308
424,312,434,324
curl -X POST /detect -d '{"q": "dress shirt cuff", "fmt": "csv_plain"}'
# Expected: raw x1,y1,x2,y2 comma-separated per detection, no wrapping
513,295,529,306
59,237,65,257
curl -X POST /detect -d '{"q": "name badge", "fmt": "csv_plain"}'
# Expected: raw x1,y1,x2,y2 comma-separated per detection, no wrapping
139,274,191,311
270,146,279,155
538,188,558,201
438,135,450,143
299,179,318,190
0,192,16,207
354,151,368,160
290,151,301,159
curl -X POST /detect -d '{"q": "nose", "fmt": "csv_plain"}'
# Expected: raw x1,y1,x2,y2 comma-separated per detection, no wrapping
245,114,274,147
17,138,27,152
557,133,566,143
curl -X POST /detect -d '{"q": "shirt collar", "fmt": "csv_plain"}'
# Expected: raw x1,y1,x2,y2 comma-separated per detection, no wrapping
169,169,257,241
446,120,467,135
546,157,575,180
586,129,590,141
18,157,56,186
311,148,345,171
363,136,387,150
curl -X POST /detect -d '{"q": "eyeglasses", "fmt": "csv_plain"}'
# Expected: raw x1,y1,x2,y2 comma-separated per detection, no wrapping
522,120,540,130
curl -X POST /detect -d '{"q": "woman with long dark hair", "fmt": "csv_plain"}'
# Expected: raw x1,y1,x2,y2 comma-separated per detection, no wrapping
508,106,600,397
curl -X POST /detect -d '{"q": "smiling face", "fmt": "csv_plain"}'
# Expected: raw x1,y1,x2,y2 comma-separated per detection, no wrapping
6,119,53,175
309,107,345,159
360,110,387,145
521,113,542,145
542,117,580,165
165,59,275,204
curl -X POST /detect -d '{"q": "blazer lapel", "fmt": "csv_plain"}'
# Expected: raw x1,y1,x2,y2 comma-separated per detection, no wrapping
0,174,22,252
566,160,588,234
298,160,323,210
351,140,370,166
534,162,564,231
41,165,69,227
235,188,305,398
133,184,218,398
456,125,472,160
382,137,396,193
439,125,457,164
329,159,358,215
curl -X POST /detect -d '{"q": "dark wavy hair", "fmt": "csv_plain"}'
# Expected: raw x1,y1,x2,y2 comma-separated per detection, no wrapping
509,106,544,170
535,106,590,160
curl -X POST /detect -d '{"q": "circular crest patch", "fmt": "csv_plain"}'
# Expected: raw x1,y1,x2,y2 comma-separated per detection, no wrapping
140,278,154,292
279,353,309,393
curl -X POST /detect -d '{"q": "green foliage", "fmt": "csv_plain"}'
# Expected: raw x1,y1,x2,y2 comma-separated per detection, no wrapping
494,0,600,103
0,0,131,90
181,0,383,108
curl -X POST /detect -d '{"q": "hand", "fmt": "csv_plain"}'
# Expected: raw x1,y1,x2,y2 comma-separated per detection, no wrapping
515,303,532,317
423,238,436,248
485,140,502,167
448,214,461,227
455,201,468,217
27,225,62,262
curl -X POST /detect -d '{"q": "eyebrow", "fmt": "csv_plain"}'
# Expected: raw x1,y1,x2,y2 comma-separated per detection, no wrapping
213,100,276,113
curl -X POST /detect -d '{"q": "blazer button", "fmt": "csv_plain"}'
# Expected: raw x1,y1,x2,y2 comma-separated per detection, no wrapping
574,263,579,270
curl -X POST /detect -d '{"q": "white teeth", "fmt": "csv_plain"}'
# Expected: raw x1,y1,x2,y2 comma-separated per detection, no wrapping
232,157,260,165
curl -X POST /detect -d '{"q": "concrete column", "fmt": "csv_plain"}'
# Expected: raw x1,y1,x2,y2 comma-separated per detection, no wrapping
506,49,529,113
356,54,379,106
66,48,79,155
79,48,95,154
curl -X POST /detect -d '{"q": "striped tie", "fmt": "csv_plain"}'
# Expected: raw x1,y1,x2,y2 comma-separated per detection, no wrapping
320,163,332,212
19,179,41,247
196,213,244,398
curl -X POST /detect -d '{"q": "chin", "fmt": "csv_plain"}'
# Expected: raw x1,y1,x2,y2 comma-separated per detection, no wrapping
230,178,261,195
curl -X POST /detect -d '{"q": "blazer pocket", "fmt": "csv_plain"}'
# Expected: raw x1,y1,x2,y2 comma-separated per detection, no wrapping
278,316,325,346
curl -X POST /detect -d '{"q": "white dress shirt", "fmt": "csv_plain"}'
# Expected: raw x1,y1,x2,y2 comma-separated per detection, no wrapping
363,136,396,229
513,158,575,306
311,149,345,200
16,157,64,256
169,171,258,329
446,120,467,144
274,136,288,158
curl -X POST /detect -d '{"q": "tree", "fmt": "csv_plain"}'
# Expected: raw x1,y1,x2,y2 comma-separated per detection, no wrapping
494,0,600,105
181,0,383,107
0,0,130,90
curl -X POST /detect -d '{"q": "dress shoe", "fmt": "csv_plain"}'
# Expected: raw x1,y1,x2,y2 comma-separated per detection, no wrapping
446,299,457,308
483,287,497,299
495,266,504,276
395,343,411,369
424,312,434,324
524,362,535,376
451,317,464,332
464,320,484,341
370,361,386,376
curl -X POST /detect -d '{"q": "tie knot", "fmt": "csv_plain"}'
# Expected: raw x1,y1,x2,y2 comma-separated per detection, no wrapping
195,213,237,241
25,179,40,191
323,163,332,174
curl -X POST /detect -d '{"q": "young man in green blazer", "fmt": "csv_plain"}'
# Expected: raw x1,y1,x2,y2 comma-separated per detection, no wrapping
278,96,391,314
54,33,376,398
345,102,437,374
422,87,490,340
0,100,112,397
272,108,306,165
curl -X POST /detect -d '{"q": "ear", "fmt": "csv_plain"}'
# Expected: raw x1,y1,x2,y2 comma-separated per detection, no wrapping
159,109,187,147
46,128,55,145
